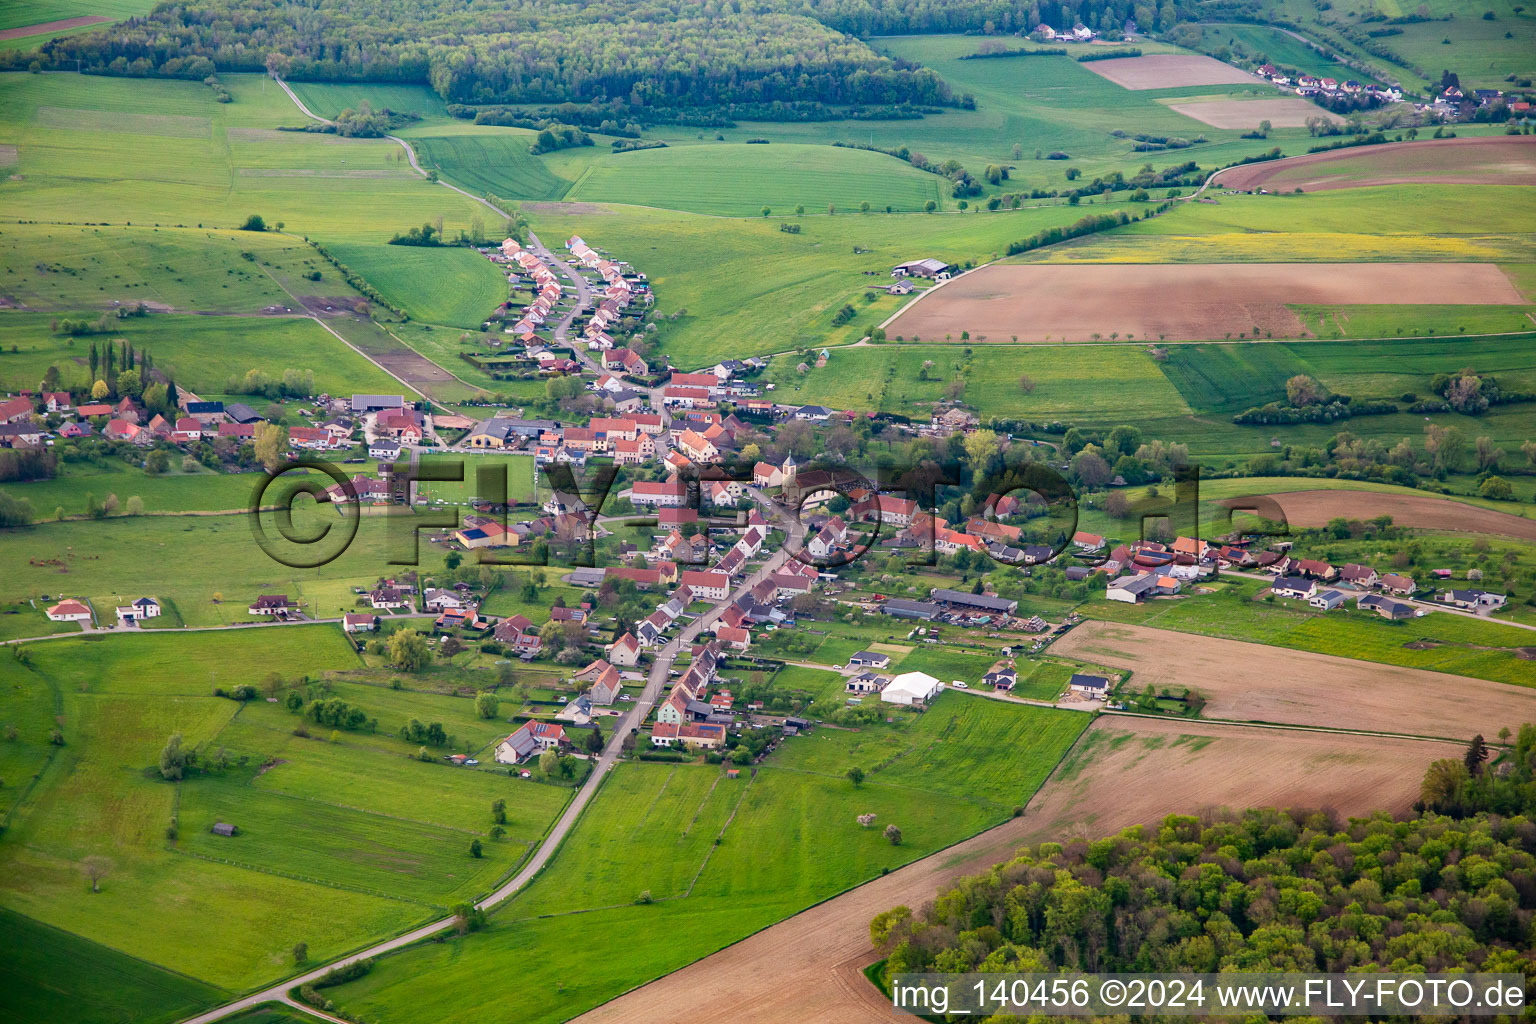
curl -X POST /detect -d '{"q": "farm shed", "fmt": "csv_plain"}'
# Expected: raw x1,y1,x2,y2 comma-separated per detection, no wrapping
881,672,941,706
211,823,238,837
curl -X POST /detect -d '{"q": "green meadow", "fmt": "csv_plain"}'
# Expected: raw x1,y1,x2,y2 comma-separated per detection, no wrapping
0,311,401,396
407,126,582,202
0,908,224,1024
564,143,946,216
326,699,1086,1024
0,626,568,993
0,223,333,313
765,342,1191,422
324,242,505,328
287,81,451,121
518,201,1135,366
639,35,1319,195
0,506,453,627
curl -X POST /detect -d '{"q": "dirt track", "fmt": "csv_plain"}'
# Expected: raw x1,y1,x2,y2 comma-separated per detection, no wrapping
1220,489,1536,542
1215,136,1536,192
887,262,1524,342
1052,620,1536,736
571,716,1451,1024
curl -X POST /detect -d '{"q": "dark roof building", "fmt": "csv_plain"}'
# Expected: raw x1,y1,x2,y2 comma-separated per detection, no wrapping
930,588,1018,615
881,598,942,620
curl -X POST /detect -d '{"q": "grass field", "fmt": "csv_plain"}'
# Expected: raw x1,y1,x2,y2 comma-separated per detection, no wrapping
0,626,568,993
0,224,334,312
1156,334,1536,414
0,908,223,1024
325,699,1086,1023
407,127,578,203
564,143,945,216
1190,23,1364,81
1029,185,1536,265
519,201,1132,366
0,508,453,628
0,311,402,397
287,82,451,121
676,35,1324,196
324,242,505,328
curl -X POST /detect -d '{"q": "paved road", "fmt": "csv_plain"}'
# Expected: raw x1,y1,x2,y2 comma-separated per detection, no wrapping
176,492,805,1024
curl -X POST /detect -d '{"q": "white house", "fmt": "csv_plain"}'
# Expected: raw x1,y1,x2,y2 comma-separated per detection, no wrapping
46,599,92,623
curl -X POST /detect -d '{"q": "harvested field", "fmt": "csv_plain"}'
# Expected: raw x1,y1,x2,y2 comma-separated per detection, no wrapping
1216,136,1536,192
888,262,1524,342
1166,97,1340,129
1219,489,1536,542
1051,621,1536,737
572,716,1450,1024
1080,53,1262,90
0,16,110,41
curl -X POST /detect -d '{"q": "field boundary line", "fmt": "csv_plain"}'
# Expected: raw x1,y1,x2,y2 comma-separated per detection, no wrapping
1102,707,1490,746
234,782,507,838
632,764,677,839
167,847,446,907
681,772,754,898
0,659,65,833
0,906,232,996
678,772,722,841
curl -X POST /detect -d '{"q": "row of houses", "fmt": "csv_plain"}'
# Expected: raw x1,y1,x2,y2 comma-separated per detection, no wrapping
497,238,565,341
567,235,647,352
1253,64,1401,103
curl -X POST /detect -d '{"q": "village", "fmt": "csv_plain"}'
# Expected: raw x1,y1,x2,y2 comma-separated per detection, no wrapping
6,234,1517,773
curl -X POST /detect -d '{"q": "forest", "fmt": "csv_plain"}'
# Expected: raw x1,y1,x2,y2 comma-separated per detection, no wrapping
11,0,1213,115
873,728,1536,983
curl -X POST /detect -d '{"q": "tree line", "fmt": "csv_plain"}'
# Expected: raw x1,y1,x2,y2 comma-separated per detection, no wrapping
873,727,1536,980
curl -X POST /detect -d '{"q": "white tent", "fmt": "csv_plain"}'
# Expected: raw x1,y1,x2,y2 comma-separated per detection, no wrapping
881,671,941,706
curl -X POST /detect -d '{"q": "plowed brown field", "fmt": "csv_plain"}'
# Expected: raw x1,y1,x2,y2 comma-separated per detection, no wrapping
571,717,1452,1024
1081,54,1262,90
1052,621,1536,737
887,262,1523,342
1214,136,1536,192
1219,489,1536,541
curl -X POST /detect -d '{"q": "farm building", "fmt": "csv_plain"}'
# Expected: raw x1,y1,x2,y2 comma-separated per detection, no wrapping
892,258,955,280
881,671,942,706
1105,575,1159,604
880,598,941,621
931,589,1017,616
211,823,238,837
